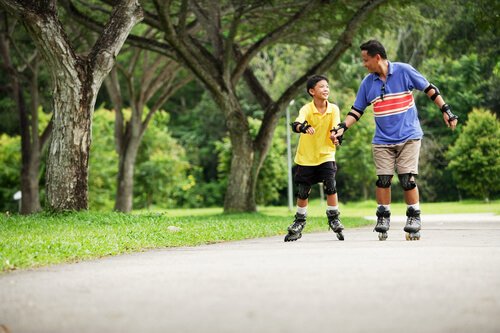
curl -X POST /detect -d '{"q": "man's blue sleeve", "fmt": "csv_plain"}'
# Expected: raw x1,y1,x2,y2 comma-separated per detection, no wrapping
405,64,430,91
353,78,369,112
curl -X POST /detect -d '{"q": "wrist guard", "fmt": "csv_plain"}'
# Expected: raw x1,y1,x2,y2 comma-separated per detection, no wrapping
440,104,458,121
330,122,348,145
292,121,311,133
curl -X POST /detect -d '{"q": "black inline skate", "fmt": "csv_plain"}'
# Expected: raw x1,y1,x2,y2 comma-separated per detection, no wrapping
374,206,391,241
327,210,345,241
404,207,421,240
284,213,307,242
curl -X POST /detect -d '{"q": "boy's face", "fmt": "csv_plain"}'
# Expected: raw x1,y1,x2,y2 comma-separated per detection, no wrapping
361,50,382,73
309,80,329,100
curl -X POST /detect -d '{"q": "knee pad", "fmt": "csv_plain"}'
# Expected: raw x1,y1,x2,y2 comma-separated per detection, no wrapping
398,173,417,191
376,175,392,188
323,178,337,195
296,183,311,200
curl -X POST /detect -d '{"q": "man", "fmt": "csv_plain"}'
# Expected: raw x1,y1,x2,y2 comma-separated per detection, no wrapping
332,40,458,241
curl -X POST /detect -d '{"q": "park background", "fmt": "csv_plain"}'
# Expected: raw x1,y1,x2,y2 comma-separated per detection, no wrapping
1,0,498,214
0,0,499,270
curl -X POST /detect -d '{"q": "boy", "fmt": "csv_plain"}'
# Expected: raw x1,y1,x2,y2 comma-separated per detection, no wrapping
284,75,344,242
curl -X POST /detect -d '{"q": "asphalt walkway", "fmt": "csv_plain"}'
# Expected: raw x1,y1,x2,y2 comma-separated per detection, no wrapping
1,213,500,333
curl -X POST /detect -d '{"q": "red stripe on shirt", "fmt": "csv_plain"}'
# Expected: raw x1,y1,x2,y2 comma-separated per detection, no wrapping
373,92,414,115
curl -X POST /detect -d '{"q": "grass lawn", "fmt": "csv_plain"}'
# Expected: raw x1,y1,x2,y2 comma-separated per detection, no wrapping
0,199,498,272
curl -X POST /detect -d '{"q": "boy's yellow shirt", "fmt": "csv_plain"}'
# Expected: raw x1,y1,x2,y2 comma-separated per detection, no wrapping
294,100,340,166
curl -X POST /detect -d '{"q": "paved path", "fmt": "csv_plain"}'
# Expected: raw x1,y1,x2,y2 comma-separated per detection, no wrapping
1,213,500,333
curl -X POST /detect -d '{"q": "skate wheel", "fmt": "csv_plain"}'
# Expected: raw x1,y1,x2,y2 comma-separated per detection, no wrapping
336,232,344,241
378,232,388,241
405,232,420,241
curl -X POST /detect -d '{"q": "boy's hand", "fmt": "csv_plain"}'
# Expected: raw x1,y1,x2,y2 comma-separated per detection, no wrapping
299,121,315,134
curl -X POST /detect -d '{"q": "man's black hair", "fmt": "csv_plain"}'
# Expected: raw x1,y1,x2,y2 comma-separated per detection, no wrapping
360,40,387,59
306,74,329,97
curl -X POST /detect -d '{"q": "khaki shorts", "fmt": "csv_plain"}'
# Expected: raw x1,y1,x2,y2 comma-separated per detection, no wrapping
372,139,421,175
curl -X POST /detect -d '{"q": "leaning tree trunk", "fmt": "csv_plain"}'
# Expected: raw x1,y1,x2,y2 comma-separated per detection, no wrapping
46,72,94,210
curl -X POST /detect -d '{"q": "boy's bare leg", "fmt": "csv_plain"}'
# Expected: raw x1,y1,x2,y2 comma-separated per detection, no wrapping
296,198,308,208
326,193,338,206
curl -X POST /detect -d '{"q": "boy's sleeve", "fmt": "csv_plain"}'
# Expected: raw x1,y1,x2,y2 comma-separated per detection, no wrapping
353,79,369,112
405,64,430,91
294,105,308,123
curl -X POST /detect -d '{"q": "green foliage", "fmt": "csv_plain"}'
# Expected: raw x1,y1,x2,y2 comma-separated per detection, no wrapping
417,54,486,134
446,109,500,201
0,109,51,212
134,111,194,209
167,90,228,207
88,110,118,210
88,108,194,210
0,135,21,212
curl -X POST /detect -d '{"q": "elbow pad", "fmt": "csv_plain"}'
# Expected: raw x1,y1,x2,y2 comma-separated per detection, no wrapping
424,83,441,101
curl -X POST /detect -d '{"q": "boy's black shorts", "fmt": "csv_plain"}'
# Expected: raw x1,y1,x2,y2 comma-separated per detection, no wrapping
294,161,337,186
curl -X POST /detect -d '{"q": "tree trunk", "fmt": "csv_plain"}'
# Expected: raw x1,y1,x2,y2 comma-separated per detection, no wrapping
0,22,43,214
18,81,42,214
0,0,143,211
46,75,93,210
219,94,256,212
20,148,42,214
114,133,141,212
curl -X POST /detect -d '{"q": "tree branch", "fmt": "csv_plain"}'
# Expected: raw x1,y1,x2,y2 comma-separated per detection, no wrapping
104,67,124,154
254,0,388,153
60,0,174,58
141,74,192,136
231,0,321,86
223,6,243,83
87,0,144,86
153,0,224,95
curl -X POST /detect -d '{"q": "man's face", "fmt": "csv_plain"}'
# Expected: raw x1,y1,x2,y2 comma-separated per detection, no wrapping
309,80,329,100
361,50,379,73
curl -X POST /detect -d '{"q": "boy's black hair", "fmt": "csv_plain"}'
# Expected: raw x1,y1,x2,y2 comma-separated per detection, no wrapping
360,40,387,59
306,75,328,97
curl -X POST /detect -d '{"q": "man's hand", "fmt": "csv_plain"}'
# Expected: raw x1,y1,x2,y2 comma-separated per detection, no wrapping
441,104,458,130
330,122,348,145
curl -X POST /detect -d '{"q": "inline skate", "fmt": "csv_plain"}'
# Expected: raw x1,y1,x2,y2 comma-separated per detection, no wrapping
327,210,345,241
284,213,307,242
374,206,391,241
404,207,421,240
